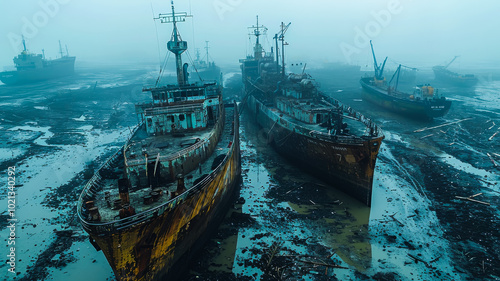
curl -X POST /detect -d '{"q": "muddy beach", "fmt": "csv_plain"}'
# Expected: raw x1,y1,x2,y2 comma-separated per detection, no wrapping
0,64,499,280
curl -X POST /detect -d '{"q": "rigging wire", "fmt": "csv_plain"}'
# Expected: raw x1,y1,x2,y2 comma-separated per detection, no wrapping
156,51,171,87
150,1,162,69
189,0,196,52
185,49,203,82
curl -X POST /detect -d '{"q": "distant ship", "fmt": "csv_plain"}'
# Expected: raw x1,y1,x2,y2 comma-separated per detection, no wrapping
191,41,222,82
0,38,75,85
433,56,478,87
360,41,451,120
240,17,384,206
77,2,240,280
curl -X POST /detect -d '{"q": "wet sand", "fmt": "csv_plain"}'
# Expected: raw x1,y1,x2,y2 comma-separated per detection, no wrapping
0,64,499,280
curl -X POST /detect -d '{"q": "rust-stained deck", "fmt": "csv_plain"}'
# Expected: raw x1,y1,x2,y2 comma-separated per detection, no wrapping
270,98,376,139
124,126,213,167
80,106,234,224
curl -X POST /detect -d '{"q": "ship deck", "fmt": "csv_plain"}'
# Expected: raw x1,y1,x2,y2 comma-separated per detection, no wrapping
360,78,414,101
87,107,235,223
269,99,373,138
125,125,213,166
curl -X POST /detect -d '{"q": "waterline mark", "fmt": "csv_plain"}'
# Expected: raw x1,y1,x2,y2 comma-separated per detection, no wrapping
7,0,72,53
6,166,17,274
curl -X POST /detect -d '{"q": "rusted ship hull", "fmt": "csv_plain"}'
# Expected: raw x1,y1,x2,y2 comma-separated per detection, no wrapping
247,95,382,206
432,66,477,87
79,106,240,281
0,56,75,85
360,77,452,120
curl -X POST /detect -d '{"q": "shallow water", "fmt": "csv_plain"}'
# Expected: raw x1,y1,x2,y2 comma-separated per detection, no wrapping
0,64,499,280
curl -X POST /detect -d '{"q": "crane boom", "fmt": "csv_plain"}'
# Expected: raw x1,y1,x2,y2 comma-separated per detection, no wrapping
279,22,291,40
444,56,459,69
379,57,388,79
370,40,387,80
370,40,378,76
279,22,291,78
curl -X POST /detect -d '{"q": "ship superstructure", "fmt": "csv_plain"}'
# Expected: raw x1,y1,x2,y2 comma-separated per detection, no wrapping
77,2,240,280
240,17,384,206
360,41,451,119
0,38,75,85
191,41,222,82
433,56,478,87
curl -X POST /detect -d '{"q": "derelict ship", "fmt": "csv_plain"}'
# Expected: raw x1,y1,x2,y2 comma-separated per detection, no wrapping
240,18,384,206
433,56,478,87
360,41,452,120
77,3,240,280
0,38,75,85
191,41,222,82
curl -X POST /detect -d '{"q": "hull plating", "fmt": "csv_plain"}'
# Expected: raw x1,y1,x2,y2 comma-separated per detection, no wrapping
0,57,75,85
432,66,477,87
360,78,451,119
79,107,240,281
247,95,382,206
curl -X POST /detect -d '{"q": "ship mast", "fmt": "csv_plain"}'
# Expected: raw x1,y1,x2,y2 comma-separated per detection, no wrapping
22,35,27,53
205,41,210,65
278,22,291,78
249,16,266,60
155,1,192,86
59,40,64,58
273,33,279,72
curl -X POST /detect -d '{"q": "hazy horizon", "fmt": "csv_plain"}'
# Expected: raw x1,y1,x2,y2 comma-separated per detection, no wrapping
1,0,500,72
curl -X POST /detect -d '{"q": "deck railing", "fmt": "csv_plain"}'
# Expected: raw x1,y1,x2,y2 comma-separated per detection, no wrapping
77,103,239,235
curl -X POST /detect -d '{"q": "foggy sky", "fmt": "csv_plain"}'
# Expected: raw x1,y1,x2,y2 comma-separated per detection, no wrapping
1,0,499,71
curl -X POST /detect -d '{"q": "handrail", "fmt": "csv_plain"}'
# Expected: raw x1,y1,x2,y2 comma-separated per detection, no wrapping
319,92,382,137
126,103,225,167
143,103,204,115
78,102,238,234
76,122,142,219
